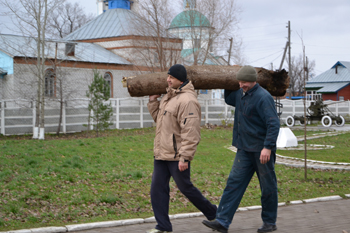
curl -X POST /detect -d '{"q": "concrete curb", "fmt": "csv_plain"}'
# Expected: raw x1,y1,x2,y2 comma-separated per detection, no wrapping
2,195,349,233
276,154,350,166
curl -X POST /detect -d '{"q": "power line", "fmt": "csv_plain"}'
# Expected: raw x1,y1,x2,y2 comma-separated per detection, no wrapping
238,23,285,30
249,49,284,63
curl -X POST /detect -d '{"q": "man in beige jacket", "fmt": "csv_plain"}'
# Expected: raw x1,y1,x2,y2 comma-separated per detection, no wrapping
146,64,217,233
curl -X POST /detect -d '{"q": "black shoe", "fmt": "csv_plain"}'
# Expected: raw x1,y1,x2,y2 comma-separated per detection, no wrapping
257,223,277,232
202,220,228,233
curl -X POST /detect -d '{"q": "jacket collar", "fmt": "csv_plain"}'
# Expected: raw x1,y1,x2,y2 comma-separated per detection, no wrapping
178,79,189,91
242,83,259,96
166,80,194,98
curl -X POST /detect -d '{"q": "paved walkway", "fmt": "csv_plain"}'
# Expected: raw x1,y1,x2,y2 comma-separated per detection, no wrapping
3,126,350,233
67,198,350,233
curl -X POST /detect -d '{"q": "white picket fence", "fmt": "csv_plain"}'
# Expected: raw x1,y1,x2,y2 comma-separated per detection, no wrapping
0,98,234,135
0,98,349,136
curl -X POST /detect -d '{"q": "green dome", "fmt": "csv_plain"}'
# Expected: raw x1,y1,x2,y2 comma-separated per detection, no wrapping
169,10,211,29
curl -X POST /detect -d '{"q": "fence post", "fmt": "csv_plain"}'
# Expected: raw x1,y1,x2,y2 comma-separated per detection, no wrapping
140,99,144,128
225,103,228,120
116,99,120,129
32,101,36,132
292,101,295,116
205,100,209,124
62,101,66,133
90,110,94,130
0,100,4,135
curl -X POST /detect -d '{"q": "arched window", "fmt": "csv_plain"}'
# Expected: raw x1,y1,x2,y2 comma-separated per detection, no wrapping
45,69,55,97
104,72,113,98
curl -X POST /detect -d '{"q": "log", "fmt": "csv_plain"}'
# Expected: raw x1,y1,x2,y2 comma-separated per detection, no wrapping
122,65,289,97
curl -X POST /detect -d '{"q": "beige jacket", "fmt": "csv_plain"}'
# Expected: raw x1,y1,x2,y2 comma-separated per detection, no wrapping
147,81,201,162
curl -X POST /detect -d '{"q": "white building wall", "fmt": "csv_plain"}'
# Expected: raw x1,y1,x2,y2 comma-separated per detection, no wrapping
2,63,141,100
168,27,210,50
96,38,182,68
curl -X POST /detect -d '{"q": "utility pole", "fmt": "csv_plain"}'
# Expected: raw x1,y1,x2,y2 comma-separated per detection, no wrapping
227,37,233,66
279,41,289,70
303,47,307,180
288,21,292,99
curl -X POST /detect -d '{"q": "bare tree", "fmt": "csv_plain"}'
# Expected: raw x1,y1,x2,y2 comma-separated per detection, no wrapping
130,0,183,72
46,1,94,39
169,0,241,66
199,0,241,65
0,0,63,139
287,55,315,96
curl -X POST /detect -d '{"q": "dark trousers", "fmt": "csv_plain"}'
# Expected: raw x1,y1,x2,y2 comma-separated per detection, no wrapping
216,149,278,229
151,159,217,232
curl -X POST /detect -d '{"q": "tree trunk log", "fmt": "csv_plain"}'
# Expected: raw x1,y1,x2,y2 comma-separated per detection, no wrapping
123,65,289,97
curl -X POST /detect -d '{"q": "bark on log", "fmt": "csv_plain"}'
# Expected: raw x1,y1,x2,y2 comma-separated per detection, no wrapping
123,65,289,97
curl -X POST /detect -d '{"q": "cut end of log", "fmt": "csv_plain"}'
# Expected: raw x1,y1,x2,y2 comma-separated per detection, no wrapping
122,76,135,88
266,69,290,97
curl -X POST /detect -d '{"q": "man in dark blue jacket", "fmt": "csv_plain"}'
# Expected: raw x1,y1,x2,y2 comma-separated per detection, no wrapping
202,65,280,233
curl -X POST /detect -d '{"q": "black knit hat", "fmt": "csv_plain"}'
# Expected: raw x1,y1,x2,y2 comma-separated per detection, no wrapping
167,64,187,82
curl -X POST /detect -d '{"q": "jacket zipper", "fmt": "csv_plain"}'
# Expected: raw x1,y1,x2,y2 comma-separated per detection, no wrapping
173,134,178,158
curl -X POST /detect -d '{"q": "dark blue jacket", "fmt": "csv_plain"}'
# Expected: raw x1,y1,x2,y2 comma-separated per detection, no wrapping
225,83,280,152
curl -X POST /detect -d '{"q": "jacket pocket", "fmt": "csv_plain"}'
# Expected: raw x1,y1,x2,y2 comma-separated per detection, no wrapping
160,133,176,156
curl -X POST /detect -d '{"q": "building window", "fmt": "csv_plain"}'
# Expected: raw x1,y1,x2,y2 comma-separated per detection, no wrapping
194,38,201,49
154,52,159,63
104,72,113,98
65,43,75,56
45,69,55,97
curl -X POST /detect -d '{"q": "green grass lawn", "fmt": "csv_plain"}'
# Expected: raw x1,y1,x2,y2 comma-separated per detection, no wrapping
0,127,349,231
278,130,350,163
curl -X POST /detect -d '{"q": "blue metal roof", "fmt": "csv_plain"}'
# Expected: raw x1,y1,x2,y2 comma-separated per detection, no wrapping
169,10,211,29
108,0,130,10
0,34,131,65
305,83,325,89
306,82,350,93
64,8,177,41
305,61,350,93
307,61,350,83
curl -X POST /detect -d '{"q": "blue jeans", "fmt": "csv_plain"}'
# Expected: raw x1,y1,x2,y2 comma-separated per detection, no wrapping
216,149,278,229
151,160,217,232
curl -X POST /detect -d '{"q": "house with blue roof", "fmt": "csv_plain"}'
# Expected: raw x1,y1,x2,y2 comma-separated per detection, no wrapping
305,61,350,101
0,34,136,100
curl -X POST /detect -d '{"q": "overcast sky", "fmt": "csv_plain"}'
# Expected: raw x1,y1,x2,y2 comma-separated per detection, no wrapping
1,0,349,76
